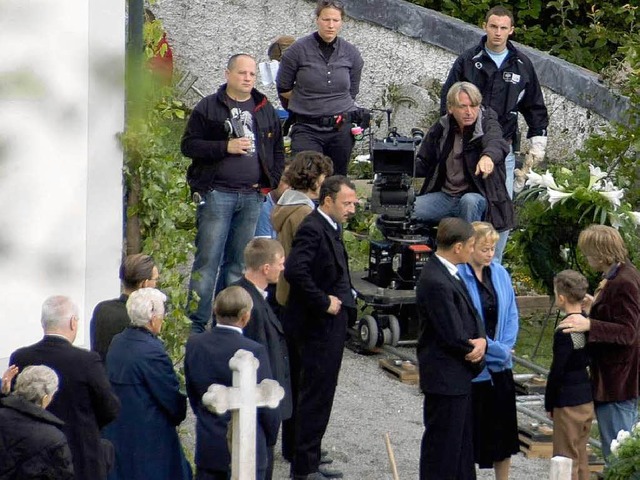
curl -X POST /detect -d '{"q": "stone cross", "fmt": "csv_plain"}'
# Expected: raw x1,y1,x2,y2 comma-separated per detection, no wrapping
202,349,284,480
550,456,572,480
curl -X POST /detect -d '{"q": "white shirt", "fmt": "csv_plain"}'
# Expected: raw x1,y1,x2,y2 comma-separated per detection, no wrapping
215,324,243,335
435,253,460,279
318,207,338,230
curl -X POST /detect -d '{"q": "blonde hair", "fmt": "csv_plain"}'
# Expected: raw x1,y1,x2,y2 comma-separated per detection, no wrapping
472,221,499,245
446,82,482,110
578,225,628,266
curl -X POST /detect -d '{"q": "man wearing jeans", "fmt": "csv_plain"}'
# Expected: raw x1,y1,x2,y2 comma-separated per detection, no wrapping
181,53,284,333
414,82,513,235
440,5,549,261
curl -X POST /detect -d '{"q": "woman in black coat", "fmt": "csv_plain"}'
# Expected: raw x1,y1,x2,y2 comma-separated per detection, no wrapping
0,365,74,479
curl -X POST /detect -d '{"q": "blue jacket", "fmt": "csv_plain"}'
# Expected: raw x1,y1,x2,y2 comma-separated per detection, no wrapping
458,261,519,382
104,328,191,480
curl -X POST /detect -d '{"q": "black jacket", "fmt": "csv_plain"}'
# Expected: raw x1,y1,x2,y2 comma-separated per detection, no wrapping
417,255,487,395
234,276,292,420
441,37,549,143
10,336,121,480
181,84,285,195
416,108,514,231
0,395,74,479
90,293,129,362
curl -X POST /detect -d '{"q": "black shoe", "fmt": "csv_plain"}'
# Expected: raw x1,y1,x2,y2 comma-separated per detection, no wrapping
319,450,333,465
318,464,343,478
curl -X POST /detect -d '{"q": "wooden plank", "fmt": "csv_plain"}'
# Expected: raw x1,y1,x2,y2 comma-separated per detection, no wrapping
379,358,419,385
519,433,553,459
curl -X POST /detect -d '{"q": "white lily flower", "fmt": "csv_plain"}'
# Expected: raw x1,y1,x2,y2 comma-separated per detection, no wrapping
354,154,370,163
611,438,619,454
633,422,640,434
627,211,640,226
617,429,631,443
546,187,572,207
602,180,616,192
525,170,544,188
599,189,624,209
540,170,560,189
589,164,607,182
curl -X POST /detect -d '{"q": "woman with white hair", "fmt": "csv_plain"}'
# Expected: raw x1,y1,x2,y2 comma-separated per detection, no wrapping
103,288,192,480
0,365,74,478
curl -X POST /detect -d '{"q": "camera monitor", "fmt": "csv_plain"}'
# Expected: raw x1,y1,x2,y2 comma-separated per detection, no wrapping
372,139,415,175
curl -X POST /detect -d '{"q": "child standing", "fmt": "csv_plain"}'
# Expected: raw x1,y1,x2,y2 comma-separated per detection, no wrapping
546,270,595,480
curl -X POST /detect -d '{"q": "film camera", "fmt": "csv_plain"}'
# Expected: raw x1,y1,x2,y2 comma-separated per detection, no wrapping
366,127,434,290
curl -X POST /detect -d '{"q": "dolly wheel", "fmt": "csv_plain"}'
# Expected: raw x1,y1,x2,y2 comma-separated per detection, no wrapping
358,315,379,351
389,315,401,347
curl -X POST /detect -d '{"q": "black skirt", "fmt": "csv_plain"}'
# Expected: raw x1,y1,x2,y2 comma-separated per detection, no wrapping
471,369,520,468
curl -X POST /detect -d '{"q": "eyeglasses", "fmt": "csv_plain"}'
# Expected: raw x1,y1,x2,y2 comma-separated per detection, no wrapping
318,0,344,10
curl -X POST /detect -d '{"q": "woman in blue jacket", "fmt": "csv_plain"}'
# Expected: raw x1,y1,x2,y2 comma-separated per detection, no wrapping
458,221,519,480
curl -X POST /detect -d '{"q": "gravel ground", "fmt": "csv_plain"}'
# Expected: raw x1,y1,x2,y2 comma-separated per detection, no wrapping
181,345,552,479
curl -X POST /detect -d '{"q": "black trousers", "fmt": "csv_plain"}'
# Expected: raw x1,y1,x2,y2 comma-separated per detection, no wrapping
290,122,354,176
281,330,301,462
420,392,475,480
291,311,348,476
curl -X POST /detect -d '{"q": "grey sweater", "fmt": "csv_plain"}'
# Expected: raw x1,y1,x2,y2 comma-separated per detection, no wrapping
276,33,363,117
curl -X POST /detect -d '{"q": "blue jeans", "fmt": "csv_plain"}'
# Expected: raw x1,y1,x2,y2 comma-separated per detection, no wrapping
188,189,262,332
595,398,639,462
494,148,515,263
413,191,486,224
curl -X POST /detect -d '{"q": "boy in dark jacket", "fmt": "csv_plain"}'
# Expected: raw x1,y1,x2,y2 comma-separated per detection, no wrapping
546,270,594,480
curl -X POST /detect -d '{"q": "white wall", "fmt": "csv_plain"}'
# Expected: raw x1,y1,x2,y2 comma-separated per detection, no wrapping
0,0,125,368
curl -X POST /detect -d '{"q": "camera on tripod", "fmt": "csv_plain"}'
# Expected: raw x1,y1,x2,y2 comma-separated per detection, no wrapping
365,125,434,290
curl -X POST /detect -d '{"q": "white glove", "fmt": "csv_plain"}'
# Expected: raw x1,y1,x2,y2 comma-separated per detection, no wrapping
529,136,547,164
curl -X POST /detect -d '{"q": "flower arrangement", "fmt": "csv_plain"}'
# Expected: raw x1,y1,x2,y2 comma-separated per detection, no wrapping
511,162,640,293
606,423,640,479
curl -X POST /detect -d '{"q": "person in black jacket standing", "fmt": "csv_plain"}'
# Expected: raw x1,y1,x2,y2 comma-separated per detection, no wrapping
182,53,285,333
414,82,513,234
10,296,120,480
417,217,487,480
284,175,358,480
440,6,549,261
233,237,292,480
0,365,74,479
546,270,594,480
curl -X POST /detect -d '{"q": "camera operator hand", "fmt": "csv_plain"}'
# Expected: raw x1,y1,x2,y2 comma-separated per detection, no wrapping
475,155,494,179
227,137,253,155
326,295,342,315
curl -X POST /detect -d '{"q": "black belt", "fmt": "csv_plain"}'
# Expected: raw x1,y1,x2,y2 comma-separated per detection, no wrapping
295,112,352,127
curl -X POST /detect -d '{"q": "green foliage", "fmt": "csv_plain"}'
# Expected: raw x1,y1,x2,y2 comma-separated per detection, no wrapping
606,424,640,480
409,0,638,73
122,71,195,377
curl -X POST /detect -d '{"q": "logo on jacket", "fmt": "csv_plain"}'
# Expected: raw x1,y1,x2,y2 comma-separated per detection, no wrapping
503,72,521,84
475,62,483,70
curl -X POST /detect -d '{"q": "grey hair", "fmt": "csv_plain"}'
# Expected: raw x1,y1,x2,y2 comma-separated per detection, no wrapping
14,365,59,405
126,288,167,327
41,296,79,331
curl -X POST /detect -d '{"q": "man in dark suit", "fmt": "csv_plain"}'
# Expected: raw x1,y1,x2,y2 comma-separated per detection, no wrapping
185,286,280,480
10,295,121,480
416,218,487,480
284,175,358,480
233,237,292,480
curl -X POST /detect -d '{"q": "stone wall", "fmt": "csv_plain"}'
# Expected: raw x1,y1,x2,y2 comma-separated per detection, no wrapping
155,0,621,161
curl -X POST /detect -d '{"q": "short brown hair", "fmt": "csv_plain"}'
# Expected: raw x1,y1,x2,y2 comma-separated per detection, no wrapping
446,82,482,110
315,0,345,18
436,217,475,250
244,238,284,270
285,151,334,191
213,286,253,326
485,6,514,26
554,270,588,304
319,175,356,205
578,225,628,266
120,254,156,290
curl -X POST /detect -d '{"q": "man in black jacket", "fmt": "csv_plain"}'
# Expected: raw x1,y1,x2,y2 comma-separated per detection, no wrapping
233,237,292,480
414,82,513,233
284,175,357,480
182,53,285,333
417,218,487,480
10,296,121,480
440,5,549,260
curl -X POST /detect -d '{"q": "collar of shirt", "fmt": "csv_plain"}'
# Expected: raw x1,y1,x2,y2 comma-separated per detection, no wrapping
313,31,337,48
318,208,338,230
215,324,243,335
435,253,460,278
